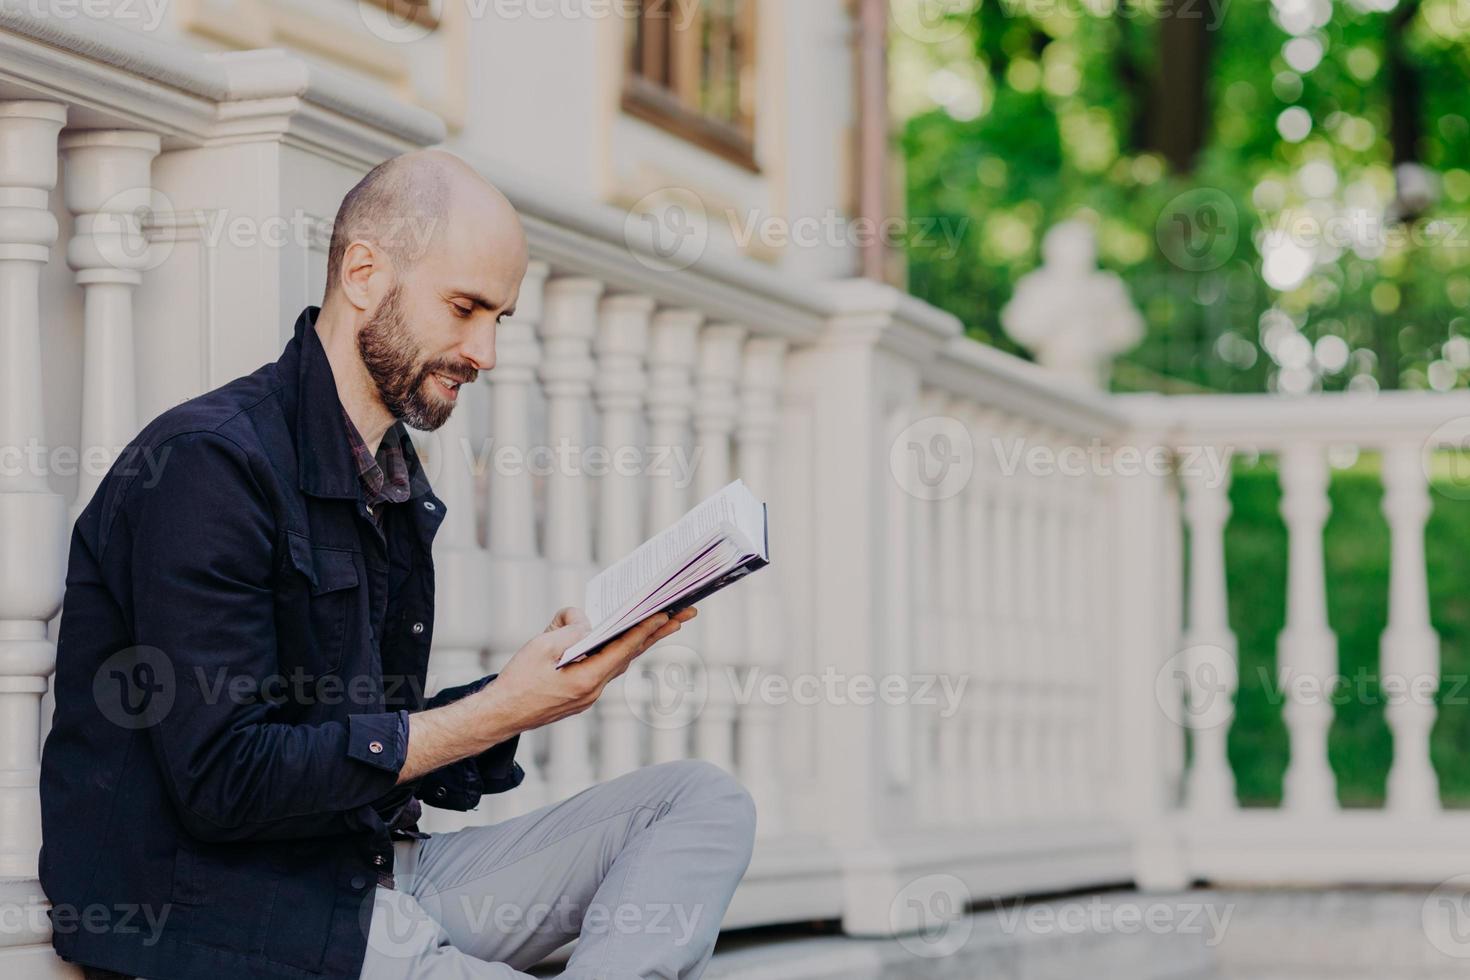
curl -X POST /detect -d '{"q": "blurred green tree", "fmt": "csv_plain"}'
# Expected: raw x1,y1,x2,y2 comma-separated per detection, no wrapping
894,0,1470,393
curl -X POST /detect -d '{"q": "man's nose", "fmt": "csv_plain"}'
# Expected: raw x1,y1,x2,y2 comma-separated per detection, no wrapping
462,321,497,372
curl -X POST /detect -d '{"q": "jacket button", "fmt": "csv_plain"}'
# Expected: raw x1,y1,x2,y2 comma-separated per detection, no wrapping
433,786,447,799
412,622,425,635
423,501,437,512
351,875,367,890
368,740,384,754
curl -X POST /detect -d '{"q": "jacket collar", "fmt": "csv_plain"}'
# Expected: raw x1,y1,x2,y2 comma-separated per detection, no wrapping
282,306,435,507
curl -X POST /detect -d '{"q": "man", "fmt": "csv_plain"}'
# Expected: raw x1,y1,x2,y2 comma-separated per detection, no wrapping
39,150,756,980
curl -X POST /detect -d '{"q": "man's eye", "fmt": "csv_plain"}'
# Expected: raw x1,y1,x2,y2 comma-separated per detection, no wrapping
452,305,473,318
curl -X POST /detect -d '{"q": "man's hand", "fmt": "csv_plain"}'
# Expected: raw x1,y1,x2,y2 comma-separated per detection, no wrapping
396,606,695,784
485,605,696,733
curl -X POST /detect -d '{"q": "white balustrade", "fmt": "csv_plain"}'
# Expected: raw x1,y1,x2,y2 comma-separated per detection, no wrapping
1277,444,1339,814
1380,443,1440,813
642,309,702,764
58,130,159,518
593,293,655,781
691,323,748,776
539,276,604,800
0,101,67,898
734,337,787,834
1179,457,1238,814
484,260,550,815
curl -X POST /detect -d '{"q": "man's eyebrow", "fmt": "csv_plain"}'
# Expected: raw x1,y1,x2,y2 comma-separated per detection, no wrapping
452,289,513,316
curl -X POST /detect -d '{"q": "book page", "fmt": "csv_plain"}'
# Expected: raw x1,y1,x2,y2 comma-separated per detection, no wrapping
585,480,754,624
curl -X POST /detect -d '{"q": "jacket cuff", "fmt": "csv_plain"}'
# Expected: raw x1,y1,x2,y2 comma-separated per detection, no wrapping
346,711,409,775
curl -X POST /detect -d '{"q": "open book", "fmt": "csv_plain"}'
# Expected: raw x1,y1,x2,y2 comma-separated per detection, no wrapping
557,479,770,668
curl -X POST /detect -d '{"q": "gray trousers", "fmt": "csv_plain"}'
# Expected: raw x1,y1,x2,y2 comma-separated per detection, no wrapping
360,760,757,980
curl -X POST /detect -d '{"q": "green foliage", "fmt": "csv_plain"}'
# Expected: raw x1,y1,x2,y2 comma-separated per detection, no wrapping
1224,457,1470,806
896,0,1470,393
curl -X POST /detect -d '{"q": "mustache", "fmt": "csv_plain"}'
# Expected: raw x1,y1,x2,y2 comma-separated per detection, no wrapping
425,363,479,386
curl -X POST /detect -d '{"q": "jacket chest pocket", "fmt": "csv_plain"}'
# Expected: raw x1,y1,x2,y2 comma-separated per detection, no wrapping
284,533,361,676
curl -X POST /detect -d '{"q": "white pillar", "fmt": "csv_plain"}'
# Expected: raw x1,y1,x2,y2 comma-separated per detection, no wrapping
642,310,702,763
987,415,1020,820
59,130,159,517
594,293,655,780
539,277,604,800
691,323,747,775
1381,442,1440,813
1012,426,1043,816
1179,459,1238,813
964,408,994,819
0,102,67,901
933,397,968,824
485,261,549,815
736,337,787,834
1277,444,1339,814
417,383,495,831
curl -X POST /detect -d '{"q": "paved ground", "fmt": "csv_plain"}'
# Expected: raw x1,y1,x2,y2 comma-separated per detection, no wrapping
697,888,1470,980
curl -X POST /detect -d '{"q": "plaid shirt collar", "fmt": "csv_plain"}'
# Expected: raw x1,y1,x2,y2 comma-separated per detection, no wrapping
341,408,412,521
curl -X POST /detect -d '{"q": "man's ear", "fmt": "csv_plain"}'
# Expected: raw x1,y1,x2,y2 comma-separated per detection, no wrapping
337,240,380,312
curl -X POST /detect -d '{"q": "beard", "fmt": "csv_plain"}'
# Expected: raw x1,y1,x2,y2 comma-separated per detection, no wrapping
356,282,470,432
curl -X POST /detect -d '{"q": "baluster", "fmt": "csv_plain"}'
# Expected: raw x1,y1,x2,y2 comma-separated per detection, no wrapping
593,293,655,780
988,416,1020,820
539,277,604,800
964,408,994,818
1064,447,1095,812
418,379,496,831
0,103,67,898
1012,426,1043,817
1277,444,1339,813
485,261,549,815
691,323,748,775
1381,442,1441,813
736,337,788,834
934,397,968,824
909,390,946,824
1180,456,1238,813
643,309,703,763
1038,429,1066,811
59,130,160,517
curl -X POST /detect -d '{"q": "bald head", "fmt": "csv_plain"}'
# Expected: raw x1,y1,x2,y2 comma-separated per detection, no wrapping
318,149,529,433
324,149,525,299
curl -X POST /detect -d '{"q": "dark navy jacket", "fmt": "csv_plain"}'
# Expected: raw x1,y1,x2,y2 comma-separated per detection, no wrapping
39,308,521,980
